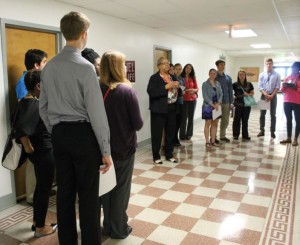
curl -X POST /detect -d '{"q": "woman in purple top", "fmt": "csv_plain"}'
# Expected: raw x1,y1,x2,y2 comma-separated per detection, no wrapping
100,50,143,239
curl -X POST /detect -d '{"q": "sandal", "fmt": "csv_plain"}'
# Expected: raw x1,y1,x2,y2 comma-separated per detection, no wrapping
205,143,212,148
292,141,298,146
154,159,163,164
166,157,178,163
211,142,220,147
280,139,292,144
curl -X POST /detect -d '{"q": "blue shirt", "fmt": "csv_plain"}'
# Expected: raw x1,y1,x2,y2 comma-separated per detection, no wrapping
15,71,27,99
216,72,233,104
258,70,281,94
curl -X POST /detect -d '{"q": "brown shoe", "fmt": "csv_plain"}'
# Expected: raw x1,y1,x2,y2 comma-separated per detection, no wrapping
292,141,298,146
280,139,291,144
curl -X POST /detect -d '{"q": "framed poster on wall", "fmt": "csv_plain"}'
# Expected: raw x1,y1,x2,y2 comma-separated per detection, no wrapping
240,67,260,82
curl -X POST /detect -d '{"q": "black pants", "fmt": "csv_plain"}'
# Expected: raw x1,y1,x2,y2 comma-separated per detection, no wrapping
284,102,300,138
232,106,251,139
29,149,55,228
174,104,183,143
151,104,176,160
102,154,135,239
180,100,196,139
259,94,277,133
52,122,101,245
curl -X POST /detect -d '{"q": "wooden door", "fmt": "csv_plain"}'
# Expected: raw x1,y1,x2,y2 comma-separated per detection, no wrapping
153,48,171,73
6,27,56,200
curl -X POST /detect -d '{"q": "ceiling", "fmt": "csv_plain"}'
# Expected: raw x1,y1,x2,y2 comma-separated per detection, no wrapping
55,0,300,62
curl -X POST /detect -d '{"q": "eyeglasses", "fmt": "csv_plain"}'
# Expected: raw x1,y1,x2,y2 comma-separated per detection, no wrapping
159,62,170,66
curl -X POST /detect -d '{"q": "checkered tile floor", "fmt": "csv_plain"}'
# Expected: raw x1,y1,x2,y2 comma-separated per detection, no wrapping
0,98,299,244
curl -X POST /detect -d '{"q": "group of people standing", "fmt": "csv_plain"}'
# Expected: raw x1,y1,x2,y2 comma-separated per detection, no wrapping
148,57,300,163
147,60,198,164
13,11,143,245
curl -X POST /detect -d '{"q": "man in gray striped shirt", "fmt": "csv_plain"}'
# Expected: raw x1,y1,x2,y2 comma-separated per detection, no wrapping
39,12,112,245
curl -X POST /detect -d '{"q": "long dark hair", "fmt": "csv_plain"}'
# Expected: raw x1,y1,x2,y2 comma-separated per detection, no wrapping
181,63,195,78
237,70,247,85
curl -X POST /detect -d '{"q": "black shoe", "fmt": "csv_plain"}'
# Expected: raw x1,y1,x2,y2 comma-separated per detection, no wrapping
233,137,238,140
127,225,132,235
271,133,276,139
31,223,57,232
242,137,251,142
211,138,220,144
174,142,181,147
257,131,264,137
220,137,230,142
186,136,192,140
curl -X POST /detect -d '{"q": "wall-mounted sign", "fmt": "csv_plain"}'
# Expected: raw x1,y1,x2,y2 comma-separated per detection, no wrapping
125,61,135,83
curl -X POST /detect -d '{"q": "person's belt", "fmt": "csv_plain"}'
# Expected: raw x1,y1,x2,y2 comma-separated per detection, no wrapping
59,120,88,125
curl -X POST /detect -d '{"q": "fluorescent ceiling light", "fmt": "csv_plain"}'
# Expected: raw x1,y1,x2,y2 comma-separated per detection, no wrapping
250,43,271,49
225,29,257,38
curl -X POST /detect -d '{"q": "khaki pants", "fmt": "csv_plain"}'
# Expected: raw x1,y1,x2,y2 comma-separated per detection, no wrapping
25,159,36,203
220,103,231,139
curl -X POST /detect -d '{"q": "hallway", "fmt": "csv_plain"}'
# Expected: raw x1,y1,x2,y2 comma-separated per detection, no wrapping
0,102,299,244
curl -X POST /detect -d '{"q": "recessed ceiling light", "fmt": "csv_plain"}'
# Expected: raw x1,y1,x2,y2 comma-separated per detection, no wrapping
225,29,257,38
250,44,271,49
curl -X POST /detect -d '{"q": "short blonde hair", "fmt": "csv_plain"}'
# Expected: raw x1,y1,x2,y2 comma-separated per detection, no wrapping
100,50,131,89
60,12,90,41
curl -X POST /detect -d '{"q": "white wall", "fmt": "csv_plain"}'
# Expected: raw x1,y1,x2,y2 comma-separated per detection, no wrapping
0,0,227,203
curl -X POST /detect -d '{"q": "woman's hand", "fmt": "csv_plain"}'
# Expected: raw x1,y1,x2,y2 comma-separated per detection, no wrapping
24,145,34,154
19,136,34,154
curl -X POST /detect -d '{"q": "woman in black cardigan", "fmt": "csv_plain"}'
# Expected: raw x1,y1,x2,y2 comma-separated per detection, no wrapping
147,57,181,164
15,70,57,238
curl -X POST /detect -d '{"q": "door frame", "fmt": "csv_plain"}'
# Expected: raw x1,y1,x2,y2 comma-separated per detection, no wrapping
153,45,172,72
0,18,62,210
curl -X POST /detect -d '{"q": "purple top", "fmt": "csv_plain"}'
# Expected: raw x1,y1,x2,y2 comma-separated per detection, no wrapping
101,83,143,161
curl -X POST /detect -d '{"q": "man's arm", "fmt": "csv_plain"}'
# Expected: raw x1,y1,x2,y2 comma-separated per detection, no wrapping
39,73,52,133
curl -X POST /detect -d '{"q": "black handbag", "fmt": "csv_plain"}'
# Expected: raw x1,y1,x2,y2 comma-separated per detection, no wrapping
2,101,27,170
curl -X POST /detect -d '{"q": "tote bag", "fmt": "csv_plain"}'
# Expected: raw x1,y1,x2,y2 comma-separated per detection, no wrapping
244,95,257,107
1,100,27,170
241,87,257,107
2,136,23,170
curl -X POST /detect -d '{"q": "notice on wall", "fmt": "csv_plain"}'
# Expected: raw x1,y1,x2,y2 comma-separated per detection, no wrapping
125,61,135,83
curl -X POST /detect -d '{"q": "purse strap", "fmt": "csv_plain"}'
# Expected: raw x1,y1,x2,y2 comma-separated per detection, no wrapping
11,99,23,129
103,88,110,102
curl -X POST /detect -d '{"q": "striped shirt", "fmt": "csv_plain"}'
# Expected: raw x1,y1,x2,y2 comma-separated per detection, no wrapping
258,70,281,94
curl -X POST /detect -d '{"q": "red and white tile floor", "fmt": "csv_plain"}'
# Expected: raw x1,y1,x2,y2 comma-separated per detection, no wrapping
0,104,299,245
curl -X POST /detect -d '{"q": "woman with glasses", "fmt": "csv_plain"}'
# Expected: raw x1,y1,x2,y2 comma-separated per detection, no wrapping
147,57,180,164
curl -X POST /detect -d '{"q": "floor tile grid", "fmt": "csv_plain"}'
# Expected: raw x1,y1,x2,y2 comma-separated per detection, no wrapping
124,109,288,244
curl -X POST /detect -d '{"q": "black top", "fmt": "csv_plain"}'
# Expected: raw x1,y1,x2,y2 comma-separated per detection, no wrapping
15,98,52,151
147,72,180,114
232,81,254,107
101,84,143,161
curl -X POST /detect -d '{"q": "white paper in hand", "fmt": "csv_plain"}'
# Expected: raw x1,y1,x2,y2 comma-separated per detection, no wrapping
99,163,116,196
212,105,222,120
257,100,270,110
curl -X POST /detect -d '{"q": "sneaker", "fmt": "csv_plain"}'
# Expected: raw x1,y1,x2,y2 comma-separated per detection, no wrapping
257,131,264,137
220,137,230,142
271,133,276,139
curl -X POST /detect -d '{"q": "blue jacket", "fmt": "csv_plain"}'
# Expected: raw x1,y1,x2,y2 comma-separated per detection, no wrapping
202,79,223,108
